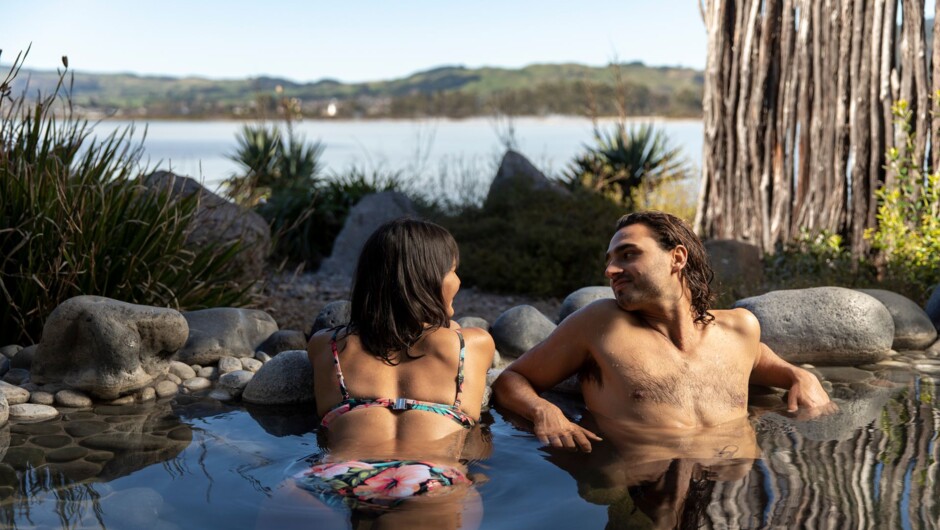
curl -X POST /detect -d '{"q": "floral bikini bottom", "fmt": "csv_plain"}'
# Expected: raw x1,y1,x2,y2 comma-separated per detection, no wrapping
295,459,472,511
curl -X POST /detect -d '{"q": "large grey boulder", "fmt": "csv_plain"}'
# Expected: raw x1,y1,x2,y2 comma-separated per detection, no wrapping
857,289,937,350
318,192,417,277
31,296,188,400
490,305,556,359
242,350,314,405
557,286,614,323
734,287,894,365
177,308,279,365
927,285,940,331
142,171,271,283
257,330,307,356
310,300,351,335
704,239,764,298
485,150,568,208
457,316,490,331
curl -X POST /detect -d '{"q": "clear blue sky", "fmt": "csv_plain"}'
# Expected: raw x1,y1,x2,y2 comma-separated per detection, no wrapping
1,0,708,83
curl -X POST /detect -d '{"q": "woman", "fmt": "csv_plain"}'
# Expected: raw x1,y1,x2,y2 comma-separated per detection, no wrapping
297,218,495,525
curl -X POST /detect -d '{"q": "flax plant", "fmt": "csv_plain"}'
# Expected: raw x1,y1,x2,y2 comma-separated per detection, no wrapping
0,51,253,345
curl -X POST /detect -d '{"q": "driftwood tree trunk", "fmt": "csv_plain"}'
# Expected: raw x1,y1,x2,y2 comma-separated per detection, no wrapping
697,0,935,256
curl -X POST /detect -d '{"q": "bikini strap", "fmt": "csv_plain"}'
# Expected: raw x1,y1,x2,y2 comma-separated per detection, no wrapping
453,329,466,408
330,327,350,400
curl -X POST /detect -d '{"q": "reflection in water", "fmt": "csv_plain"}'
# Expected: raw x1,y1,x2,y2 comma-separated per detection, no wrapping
546,414,759,529
0,400,191,528
542,373,939,529
0,375,933,528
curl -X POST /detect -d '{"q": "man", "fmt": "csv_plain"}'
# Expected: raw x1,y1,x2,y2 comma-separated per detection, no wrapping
493,211,832,452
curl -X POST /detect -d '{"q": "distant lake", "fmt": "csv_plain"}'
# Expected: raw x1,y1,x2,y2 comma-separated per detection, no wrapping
91,117,704,196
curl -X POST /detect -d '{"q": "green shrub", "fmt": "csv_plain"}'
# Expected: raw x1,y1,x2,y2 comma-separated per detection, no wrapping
864,100,940,303
259,167,403,268
0,53,253,344
564,123,689,206
429,184,623,297
224,124,324,206
763,229,877,291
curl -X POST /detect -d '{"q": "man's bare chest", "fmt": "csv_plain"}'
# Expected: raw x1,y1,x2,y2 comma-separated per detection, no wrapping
590,343,751,411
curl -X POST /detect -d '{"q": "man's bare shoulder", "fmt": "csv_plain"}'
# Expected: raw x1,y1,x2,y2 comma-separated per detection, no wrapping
709,307,760,337
567,298,641,325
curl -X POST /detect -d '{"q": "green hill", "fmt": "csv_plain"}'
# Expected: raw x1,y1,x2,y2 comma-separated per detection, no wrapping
9,62,704,119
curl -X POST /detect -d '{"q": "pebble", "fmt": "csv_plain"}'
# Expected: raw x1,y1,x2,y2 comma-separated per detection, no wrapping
208,389,234,401
31,434,72,449
197,366,219,380
154,381,178,398
218,356,242,374
137,387,156,402
255,352,272,363
182,377,211,391
0,345,22,358
46,446,89,463
241,357,263,372
2,369,30,385
28,391,55,405
217,370,253,396
9,404,59,422
168,361,197,381
64,420,110,438
55,390,93,408
914,363,940,374
107,395,136,405
860,360,912,371
190,364,202,373
164,373,182,385
0,381,30,405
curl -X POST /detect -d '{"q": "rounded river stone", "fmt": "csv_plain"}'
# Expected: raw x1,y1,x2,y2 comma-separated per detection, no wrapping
0,382,29,406
490,305,556,359
55,389,94,408
168,361,197,381
241,357,263,372
734,287,894,365
8,404,58,422
154,381,178,398
64,421,111,438
45,446,90,463
28,392,55,405
857,288,938,350
3,446,46,469
31,434,72,449
218,356,242,374
11,422,61,435
557,286,615,323
182,377,211,391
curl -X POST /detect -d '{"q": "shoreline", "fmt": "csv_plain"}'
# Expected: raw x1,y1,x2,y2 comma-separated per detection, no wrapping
80,114,705,124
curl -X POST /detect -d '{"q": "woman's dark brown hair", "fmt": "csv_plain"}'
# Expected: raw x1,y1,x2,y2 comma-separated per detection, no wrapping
616,211,715,324
348,217,458,364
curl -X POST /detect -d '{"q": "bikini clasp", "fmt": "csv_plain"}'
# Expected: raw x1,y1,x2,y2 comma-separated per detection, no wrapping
393,398,408,410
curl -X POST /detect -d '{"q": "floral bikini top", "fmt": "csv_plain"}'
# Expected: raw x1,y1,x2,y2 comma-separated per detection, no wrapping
319,327,476,429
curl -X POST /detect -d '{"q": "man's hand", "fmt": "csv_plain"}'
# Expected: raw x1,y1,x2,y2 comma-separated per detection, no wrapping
533,402,602,452
785,368,838,418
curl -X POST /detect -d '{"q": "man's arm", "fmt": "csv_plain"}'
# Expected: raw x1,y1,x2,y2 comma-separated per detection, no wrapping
493,307,603,452
751,342,833,412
